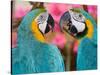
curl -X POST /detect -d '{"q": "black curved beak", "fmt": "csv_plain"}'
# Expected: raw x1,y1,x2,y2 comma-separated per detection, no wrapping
60,10,87,38
60,11,78,36
45,14,54,34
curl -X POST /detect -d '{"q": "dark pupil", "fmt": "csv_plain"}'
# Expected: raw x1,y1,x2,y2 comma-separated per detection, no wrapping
40,16,43,19
79,14,82,18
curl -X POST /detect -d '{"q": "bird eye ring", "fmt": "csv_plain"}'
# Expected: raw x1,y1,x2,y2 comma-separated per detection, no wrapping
73,13,85,22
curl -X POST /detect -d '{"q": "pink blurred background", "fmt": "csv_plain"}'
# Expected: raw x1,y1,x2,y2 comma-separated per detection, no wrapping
11,1,97,71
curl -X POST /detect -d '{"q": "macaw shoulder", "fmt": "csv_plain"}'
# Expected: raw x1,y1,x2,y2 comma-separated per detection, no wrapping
77,37,97,69
78,37,97,66
35,43,64,71
34,43,63,59
78,37,97,55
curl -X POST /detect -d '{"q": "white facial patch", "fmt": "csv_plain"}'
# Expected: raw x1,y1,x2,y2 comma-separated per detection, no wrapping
69,10,85,33
35,12,49,34
39,22,47,33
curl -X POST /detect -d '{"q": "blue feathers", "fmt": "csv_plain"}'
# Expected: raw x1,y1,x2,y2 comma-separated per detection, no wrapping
12,8,65,74
77,38,97,70
59,8,97,70
12,40,65,73
79,9,97,44
76,9,97,70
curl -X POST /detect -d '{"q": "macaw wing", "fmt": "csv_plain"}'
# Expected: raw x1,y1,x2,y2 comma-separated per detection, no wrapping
32,43,65,72
77,37,97,70
12,43,65,74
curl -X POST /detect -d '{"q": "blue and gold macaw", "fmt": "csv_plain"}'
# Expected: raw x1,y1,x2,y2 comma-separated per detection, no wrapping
12,8,65,74
59,8,97,70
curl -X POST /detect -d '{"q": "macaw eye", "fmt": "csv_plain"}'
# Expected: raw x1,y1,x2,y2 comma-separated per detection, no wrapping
72,12,85,22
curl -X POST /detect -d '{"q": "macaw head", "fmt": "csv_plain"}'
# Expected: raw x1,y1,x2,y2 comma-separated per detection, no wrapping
18,8,54,43
34,11,54,34
59,8,88,39
32,9,54,42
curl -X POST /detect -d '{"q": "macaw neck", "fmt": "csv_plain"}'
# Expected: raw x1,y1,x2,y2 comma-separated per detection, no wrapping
16,8,47,48
17,26,36,46
78,19,97,44
78,9,97,44
17,21,45,47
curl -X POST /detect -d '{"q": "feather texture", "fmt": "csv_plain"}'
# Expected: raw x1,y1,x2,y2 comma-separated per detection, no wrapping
12,8,65,74
76,9,97,70
77,38,97,70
